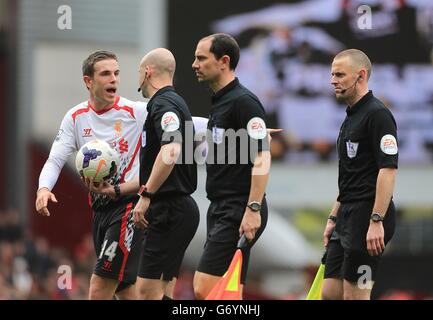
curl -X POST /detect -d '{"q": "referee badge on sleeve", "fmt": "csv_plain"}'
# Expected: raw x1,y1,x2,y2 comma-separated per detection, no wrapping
380,134,398,155
247,117,267,140
346,140,359,158
161,112,180,132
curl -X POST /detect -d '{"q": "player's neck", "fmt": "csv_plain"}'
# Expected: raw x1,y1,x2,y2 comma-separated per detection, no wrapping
90,96,114,111
210,73,235,93
147,80,172,99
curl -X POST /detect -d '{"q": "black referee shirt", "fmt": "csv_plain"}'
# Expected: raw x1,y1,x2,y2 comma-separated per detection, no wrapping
206,78,269,200
139,86,197,197
337,90,398,203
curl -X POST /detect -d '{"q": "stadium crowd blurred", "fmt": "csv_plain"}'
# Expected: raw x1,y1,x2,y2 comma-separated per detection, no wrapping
2,207,433,300
0,209,93,299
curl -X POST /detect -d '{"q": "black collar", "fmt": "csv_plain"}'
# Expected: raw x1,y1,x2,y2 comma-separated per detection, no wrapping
147,86,175,111
346,90,374,116
211,78,239,103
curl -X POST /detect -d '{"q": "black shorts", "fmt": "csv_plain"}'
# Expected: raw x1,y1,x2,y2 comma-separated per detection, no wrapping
138,194,199,281
92,197,144,287
197,195,268,284
324,200,396,283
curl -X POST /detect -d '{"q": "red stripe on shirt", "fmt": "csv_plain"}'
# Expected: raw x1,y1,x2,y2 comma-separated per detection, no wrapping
118,202,133,282
87,97,135,119
119,134,142,183
113,105,135,119
72,105,91,123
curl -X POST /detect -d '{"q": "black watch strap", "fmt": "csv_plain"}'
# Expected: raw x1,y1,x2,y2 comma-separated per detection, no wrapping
138,185,153,199
247,201,261,212
370,213,384,222
328,215,337,223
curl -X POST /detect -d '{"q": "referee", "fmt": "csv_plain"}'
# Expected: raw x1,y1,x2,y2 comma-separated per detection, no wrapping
192,33,271,299
322,49,398,300
133,48,199,300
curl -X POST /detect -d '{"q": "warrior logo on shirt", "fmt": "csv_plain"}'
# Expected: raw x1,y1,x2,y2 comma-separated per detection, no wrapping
83,128,92,137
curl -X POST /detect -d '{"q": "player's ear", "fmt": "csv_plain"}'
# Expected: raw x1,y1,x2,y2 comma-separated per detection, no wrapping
83,75,92,90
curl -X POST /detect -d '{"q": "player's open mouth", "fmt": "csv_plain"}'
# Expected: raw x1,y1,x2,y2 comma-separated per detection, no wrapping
106,88,117,96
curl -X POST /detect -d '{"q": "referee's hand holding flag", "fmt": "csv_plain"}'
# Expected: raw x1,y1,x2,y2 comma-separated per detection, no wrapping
306,251,327,300
206,235,248,300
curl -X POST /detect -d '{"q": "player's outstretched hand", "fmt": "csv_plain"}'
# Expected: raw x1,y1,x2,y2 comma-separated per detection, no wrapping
267,128,283,143
35,187,58,217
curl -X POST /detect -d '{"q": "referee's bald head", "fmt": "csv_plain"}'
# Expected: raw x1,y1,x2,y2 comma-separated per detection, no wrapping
333,49,372,80
140,48,176,79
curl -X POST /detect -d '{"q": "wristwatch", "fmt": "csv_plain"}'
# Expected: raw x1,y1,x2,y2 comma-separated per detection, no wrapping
247,201,261,212
137,185,154,200
328,215,337,223
370,212,384,222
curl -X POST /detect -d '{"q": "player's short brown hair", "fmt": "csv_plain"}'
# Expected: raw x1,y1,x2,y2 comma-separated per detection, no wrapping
82,50,118,77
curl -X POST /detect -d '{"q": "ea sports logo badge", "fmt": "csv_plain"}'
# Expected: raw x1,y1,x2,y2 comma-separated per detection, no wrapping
380,134,398,155
161,112,180,132
247,117,267,140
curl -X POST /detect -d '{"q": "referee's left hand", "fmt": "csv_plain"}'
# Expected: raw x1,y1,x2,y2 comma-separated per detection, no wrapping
366,222,385,256
133,196,150,230
239,208,261,241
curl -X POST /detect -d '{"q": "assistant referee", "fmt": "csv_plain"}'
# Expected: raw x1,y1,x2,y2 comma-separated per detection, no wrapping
322,49,398,300
192,33,271,299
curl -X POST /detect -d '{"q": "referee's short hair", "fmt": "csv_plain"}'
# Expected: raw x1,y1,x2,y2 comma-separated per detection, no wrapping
82,50,118,77
202,33,240,70
334,49,372,80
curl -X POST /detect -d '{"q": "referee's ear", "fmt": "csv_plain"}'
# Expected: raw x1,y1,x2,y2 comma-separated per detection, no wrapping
220,55,230,69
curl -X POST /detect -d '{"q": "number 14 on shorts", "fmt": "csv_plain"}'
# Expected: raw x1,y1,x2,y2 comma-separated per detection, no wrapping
99,240,118,262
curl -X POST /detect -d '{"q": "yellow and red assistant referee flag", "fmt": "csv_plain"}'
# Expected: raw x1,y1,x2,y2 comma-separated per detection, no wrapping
306,251,327,300
206,235,247,300
306,263,325,300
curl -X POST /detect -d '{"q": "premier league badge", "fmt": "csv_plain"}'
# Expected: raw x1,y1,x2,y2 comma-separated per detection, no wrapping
141,130,146,147
346,140,359,158
212,127,225,144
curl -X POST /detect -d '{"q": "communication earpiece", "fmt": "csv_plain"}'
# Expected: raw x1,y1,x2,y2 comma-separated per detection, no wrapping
341,75,362,94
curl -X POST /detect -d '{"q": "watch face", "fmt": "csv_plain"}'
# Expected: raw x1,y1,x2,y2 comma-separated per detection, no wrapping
249,203,261,211
371,213,383,222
